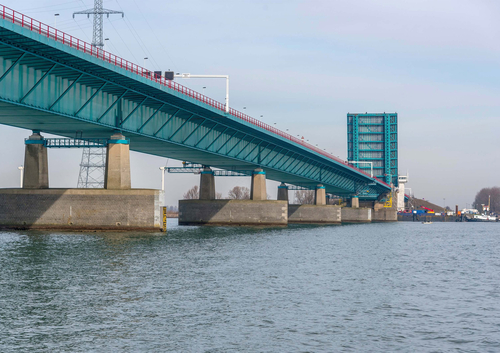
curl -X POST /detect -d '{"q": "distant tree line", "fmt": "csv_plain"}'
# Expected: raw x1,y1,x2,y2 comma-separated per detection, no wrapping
294,190,314,204
183,185,339,204
182,185,223,199
473,186,500,213
181,185,265,200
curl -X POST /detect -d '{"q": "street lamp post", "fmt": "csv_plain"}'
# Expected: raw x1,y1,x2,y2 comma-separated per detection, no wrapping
54,13,59,29
159,166,167,206
18,166,24,188
175,73,230,113
347,161,373,178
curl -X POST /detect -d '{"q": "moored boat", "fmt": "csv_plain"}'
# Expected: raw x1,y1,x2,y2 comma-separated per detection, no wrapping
466,214,497,222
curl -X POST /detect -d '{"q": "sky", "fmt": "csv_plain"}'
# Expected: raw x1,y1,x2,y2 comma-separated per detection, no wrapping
0,0,499,208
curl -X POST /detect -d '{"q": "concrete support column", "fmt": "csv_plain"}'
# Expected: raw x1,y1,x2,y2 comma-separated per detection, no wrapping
351,196,359,208
250,168,267,200
23,131,48,189
199,167,215,200
105,133,131,190
314,184,326,205
277,182,288,202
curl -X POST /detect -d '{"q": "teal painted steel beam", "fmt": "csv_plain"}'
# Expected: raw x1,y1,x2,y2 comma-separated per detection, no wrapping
193,123,218,147
265,147,285,166
226,134,248,155
74,82,106,116
285,157,304,174
96,89,128,123
274,152,294,169
48,73,83,110
215,130,238,153
242,140,262,160
181,118,206,144
121,96,147,126
138,103,165,132
233,137,256,158
168,114,194,140
205,127,229,150
0,52,25,83
19,63,56,103
292,159,309,176
154,109,180,136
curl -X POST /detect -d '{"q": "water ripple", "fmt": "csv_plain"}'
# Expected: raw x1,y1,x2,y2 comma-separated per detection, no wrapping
1,221,500,352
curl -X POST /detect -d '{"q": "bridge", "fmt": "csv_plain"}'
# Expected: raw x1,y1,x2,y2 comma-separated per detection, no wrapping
0,5,396,229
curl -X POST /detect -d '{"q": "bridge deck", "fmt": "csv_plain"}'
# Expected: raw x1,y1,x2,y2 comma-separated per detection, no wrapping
0,5,390,197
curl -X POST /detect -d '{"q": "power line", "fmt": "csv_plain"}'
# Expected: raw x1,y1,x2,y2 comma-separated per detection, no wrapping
130,0,177,70
73,0,124,48
112,1,161,70
107,18,140,63
18,1,81,12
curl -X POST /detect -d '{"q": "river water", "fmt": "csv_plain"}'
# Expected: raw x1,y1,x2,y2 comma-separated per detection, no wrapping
1,221,499,352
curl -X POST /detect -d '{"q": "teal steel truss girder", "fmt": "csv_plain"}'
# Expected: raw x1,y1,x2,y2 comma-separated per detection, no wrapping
27,137,110,148
384,114,391,184
0,21,390,195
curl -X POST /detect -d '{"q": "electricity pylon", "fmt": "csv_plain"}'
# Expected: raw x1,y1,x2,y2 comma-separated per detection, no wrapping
77,147,106,188
73,2,123,187
73,0,124,48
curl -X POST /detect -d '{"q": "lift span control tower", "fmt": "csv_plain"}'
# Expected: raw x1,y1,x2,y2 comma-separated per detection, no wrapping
347,113,398,186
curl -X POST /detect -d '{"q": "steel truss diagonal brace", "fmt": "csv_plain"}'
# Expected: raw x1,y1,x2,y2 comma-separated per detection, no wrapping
154,109,180,136
138,103,165,132
49,73,83,110
243,141,263,160
169,115,195,140
121,96,148,126
74,82,107,116
234,137,256,158
194,123,218,147
226,134,248,155
182,119,206,144
20,64,57,103
205,127,229,150
215,131,239,153
0,53,26,84
96,89,128,123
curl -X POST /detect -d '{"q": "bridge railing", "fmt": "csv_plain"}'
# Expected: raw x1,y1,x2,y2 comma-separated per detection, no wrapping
1,4,390,188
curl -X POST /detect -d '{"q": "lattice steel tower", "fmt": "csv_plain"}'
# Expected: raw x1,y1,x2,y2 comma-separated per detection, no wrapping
347,113,398,186
73,2,123,187
77,147,107,188
73,0,124,48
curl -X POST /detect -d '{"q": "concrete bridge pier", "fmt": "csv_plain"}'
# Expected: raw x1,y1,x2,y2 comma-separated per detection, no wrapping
199,167,215,200
288,184,341,224
23,131,49,189
341,195,371,223
178,167,287,226
105,133,131,190
277,183,288,202
0,132,161,231
250,168,267,200
314,184,326,205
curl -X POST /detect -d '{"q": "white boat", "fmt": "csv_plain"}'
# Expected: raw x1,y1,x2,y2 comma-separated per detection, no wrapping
467,214,497,222
422,221,433,224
